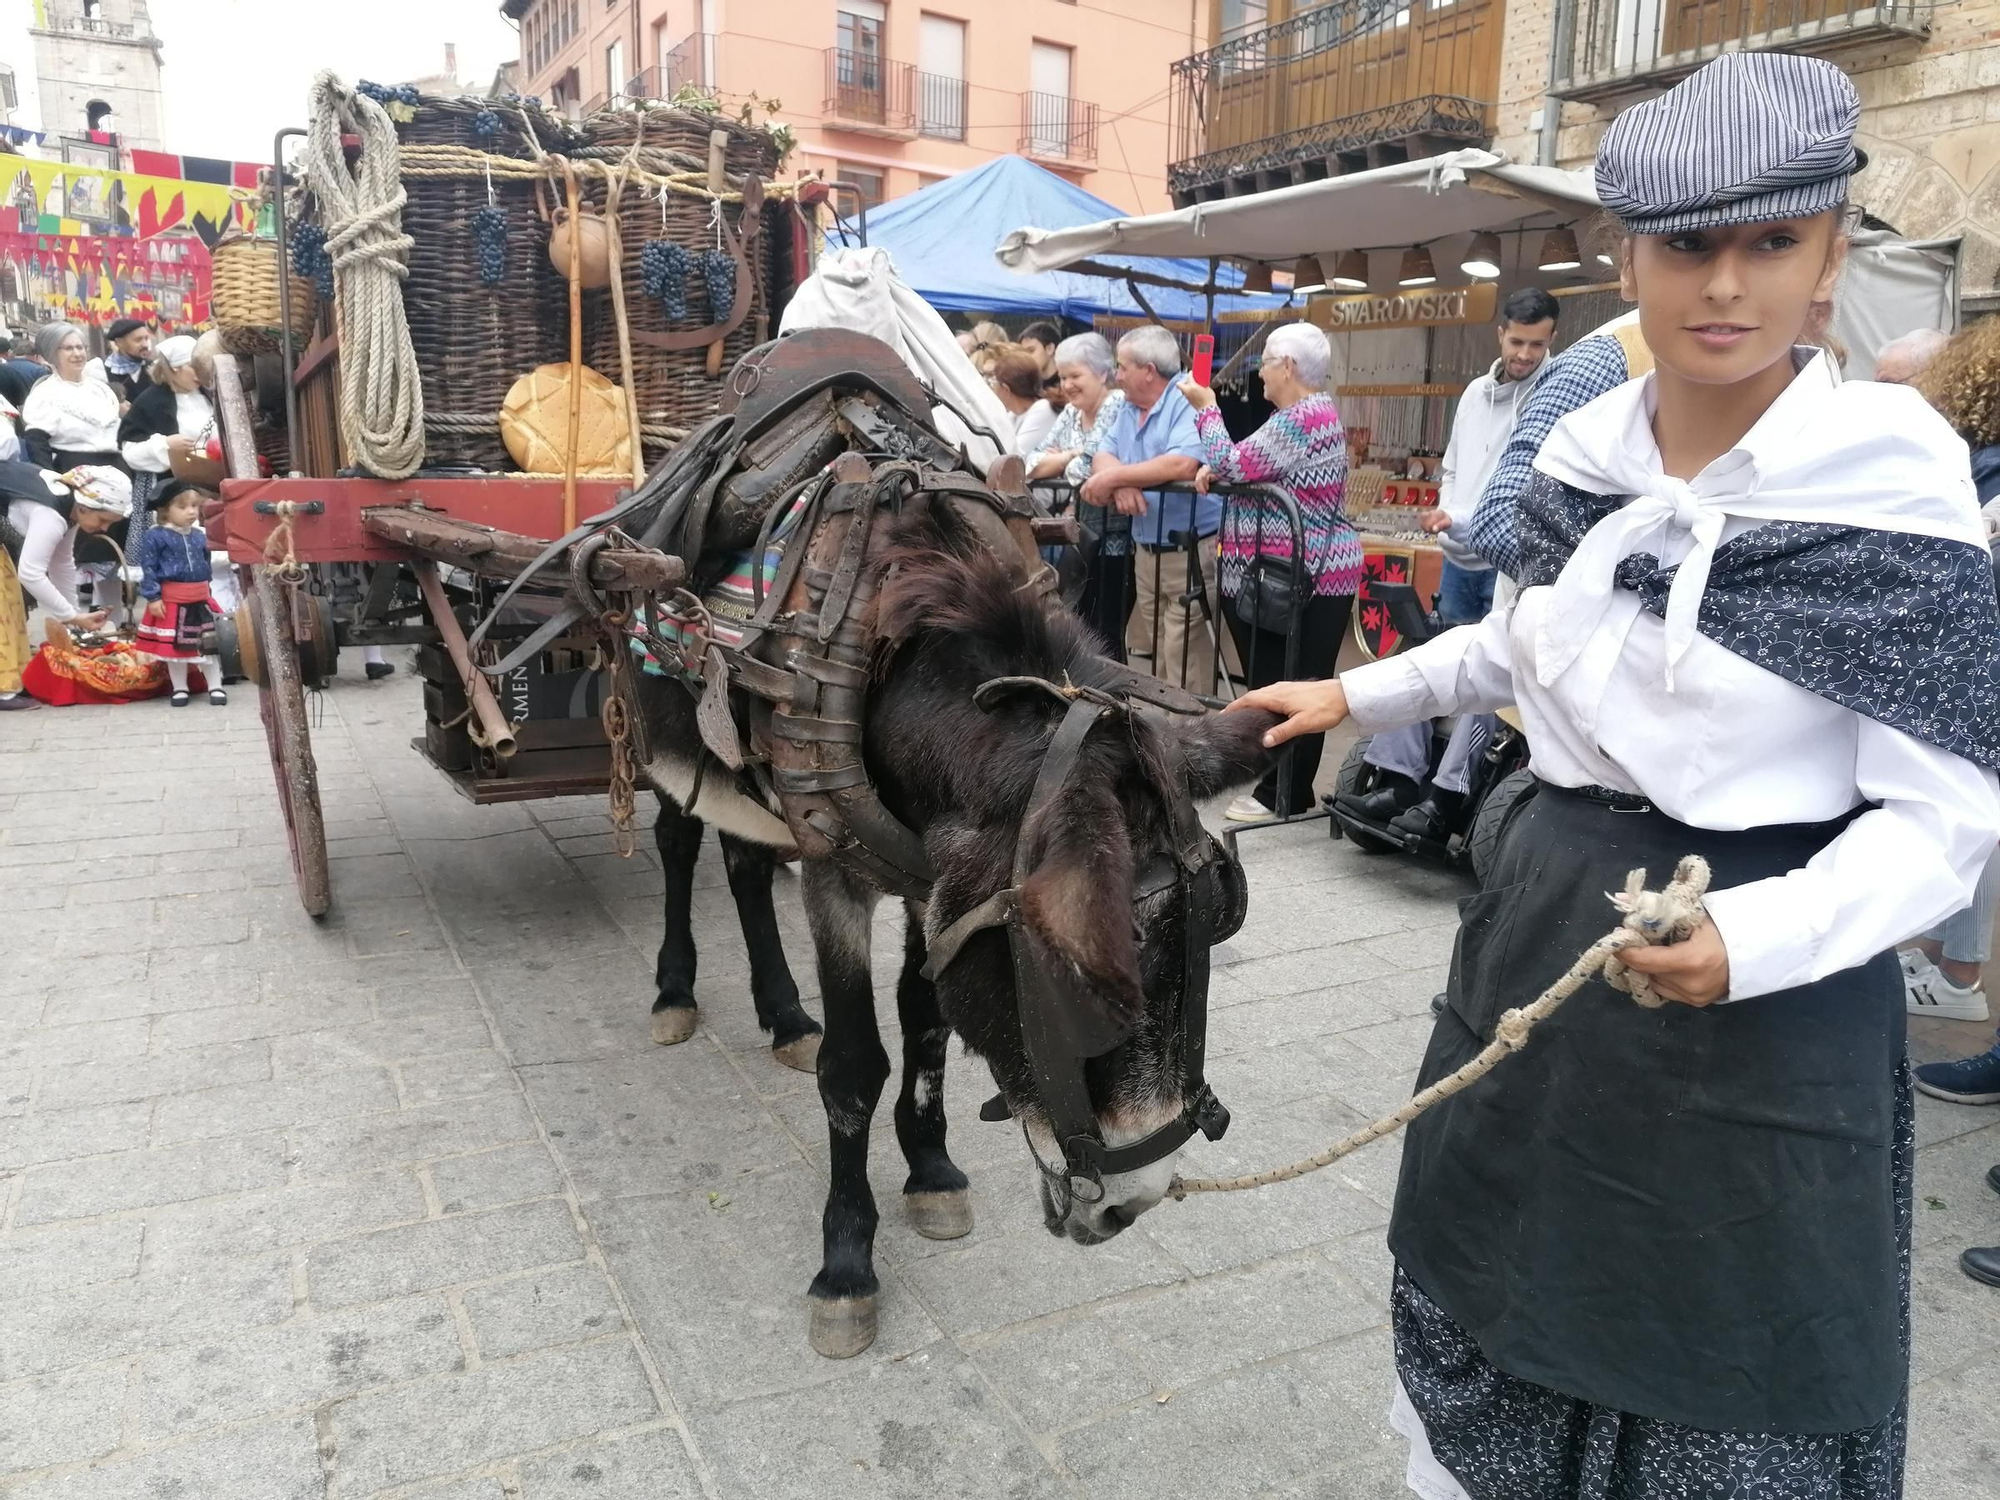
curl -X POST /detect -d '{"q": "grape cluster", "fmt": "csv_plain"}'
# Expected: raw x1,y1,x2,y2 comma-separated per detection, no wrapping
472,110,501,139
472,205,508,286
358,80,420,105
640,240,692,320
290,222,335,299
700,249,735,324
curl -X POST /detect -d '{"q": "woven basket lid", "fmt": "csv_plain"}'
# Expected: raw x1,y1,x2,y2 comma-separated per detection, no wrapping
499,363,634,476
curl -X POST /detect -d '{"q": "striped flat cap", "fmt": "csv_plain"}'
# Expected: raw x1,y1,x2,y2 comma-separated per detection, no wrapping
1594,52,1861,235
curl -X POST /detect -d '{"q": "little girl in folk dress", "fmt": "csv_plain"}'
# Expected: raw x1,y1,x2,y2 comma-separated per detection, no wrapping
135,479,225,706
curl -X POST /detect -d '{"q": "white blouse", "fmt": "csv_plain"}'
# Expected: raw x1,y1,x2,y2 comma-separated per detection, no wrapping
122,391,215,474
1343,366,2000,1003
1012,399,1058,459
20,373,119,453
6,498,82,620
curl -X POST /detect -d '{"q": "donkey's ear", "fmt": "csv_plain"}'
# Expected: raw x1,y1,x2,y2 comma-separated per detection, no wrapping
1168,708,1282,799
1017,780,1145,1028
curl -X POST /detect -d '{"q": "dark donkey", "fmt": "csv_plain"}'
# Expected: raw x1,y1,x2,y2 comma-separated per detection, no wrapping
630,488,1278,1357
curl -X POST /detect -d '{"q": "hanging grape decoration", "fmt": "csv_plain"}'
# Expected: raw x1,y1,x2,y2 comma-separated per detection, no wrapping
290,222,335,299
472,205,508,287
699,249,735,324
640,240,692,322
472,110,501,141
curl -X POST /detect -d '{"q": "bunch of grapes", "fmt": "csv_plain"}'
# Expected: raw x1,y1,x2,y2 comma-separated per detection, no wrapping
356,80,392,103
472,205,508,286
395,85,421,106
290,222,335,299
700,250,735,324
640,240,692,320
472,110,501,139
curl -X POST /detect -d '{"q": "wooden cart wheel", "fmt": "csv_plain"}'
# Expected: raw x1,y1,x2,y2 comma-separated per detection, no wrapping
254,565,331,917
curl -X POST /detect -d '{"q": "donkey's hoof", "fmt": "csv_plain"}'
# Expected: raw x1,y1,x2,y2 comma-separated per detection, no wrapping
905,1189,974,1241
651,1008,699,1046
773,1031,822,1074
807,1294,878,1359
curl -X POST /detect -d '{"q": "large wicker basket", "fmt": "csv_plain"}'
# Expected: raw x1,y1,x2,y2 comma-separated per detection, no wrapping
212,230,317,356
394,96,582,472
576,107,781,465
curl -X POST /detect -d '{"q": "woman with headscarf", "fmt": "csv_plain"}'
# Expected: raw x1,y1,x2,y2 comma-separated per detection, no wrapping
0,462,131,709
1233,53,2000,1497
119,333,214,558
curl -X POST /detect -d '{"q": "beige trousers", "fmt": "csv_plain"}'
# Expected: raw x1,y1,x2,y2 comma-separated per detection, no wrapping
0,550,28,695
1127,537,1223,695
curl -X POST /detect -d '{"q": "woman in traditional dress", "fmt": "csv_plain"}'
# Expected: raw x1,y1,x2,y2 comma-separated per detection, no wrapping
118,334,214,560
22,322,129,621
1180,320,1359,823
0,463,131,709
1230,52,2000,1498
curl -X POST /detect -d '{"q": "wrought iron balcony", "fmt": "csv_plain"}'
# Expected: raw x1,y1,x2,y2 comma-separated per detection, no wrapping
824,47,917,137
919,71,968,141
1550,0,1931,102
1020,92,1100,164
1166,0,1496,206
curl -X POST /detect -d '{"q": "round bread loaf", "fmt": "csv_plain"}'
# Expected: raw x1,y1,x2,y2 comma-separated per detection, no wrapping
499,363,634,476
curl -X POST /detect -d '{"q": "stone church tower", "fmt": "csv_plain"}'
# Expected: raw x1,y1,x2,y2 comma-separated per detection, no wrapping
29,0,168,152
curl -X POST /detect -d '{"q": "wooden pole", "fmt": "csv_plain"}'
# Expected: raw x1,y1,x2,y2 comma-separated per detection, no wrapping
705,129,729,379
562,160,585,533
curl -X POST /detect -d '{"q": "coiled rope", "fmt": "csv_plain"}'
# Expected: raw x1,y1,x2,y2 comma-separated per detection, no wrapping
305,72,426,480
1168,856,1712,1199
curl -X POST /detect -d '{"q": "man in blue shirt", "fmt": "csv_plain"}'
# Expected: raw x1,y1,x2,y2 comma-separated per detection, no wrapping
1081,325,1214,690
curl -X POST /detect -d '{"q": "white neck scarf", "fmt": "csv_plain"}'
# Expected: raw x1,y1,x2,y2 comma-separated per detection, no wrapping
1529,349,1983,690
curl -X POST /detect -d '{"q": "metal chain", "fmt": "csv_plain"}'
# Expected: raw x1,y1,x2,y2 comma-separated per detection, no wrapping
602,687,638,858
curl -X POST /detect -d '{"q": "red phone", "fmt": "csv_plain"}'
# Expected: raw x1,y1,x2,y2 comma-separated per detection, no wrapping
1190,334,1214,387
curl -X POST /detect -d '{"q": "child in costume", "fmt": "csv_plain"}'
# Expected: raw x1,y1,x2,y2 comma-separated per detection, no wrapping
135,478,225,706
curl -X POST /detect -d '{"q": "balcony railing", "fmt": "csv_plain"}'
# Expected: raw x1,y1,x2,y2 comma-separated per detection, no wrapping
1167,0,1496,205
1550,0,1930,101
35,14,137,37
658,33,720,99
823,47,917,135
1020,92,1100,163
918,71,968,140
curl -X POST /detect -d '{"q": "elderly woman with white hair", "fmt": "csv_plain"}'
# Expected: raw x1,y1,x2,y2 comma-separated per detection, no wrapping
1181,320,1359,820
1028,332,1133,651
0,463,132,709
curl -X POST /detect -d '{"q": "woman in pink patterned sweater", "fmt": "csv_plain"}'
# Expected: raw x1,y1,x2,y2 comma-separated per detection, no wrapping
1182,321,1359,822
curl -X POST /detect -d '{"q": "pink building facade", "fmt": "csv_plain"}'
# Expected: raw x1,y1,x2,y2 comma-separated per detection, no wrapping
509,0,1205,214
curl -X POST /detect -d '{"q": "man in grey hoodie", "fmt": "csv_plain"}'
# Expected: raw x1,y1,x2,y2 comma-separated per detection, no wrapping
1355,289,1558,836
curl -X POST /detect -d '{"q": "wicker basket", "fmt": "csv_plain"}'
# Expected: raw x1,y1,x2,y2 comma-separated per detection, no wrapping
212,230,316,356
575,107,781,465
394,96,582,472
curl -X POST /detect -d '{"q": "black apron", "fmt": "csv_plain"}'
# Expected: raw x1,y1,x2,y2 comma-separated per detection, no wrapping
1389,780,1903,1437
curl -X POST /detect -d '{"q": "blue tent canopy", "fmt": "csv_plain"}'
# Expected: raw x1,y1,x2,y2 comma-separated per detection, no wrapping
826,154,1282,323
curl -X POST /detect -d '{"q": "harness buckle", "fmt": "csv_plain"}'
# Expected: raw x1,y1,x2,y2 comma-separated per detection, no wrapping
1190,1084,1231,1144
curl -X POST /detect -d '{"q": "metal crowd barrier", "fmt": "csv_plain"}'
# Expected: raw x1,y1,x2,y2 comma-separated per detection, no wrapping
1029,477,1331,851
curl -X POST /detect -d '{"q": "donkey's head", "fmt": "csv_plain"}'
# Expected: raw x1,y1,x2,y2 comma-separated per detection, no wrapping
867,501,1278,1244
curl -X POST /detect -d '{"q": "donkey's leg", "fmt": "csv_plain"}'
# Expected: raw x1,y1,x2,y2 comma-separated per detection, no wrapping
717,830,822,1073
802,857,889,1359
650,797,703,1046
895,907,972,1240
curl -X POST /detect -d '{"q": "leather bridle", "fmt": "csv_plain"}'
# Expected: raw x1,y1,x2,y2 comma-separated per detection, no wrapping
921,676,1243,1206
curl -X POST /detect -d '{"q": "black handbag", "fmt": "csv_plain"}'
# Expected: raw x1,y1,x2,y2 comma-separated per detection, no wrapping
1233,555,1310,635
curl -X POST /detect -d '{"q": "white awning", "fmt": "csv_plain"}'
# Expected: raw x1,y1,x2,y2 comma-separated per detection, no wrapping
994,150,1600,273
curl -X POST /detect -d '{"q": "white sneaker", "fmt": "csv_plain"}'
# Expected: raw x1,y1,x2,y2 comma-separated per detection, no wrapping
1224,795,1274,823
1905,954,1991,1021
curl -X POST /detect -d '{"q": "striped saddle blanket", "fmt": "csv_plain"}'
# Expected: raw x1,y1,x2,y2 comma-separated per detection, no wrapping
629,494,811,682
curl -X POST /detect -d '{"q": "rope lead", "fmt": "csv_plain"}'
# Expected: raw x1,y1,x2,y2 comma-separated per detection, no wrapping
1168,856,1713,1200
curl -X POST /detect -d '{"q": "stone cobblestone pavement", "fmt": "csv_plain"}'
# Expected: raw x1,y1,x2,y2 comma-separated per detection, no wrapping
2,666,1998,1498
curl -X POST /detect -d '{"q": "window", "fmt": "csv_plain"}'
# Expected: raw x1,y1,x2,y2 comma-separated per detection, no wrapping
918,14,966,140
834,162,886,210
1027,41,1072,157
1219,0,1267,41
85,99,114,132
837,1,886,71
606,38,625,98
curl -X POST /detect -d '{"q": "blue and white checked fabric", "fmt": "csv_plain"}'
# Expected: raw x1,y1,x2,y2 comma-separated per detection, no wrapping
1594,52,1861,235
1462,334,1632,577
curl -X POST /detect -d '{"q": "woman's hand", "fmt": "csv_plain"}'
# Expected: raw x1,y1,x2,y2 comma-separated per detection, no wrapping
69,609,108,630
1617,917,1731,1006
1194,464,1215,495
166,434,195,462
1177,377,1215,411
1224,679,1348,747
